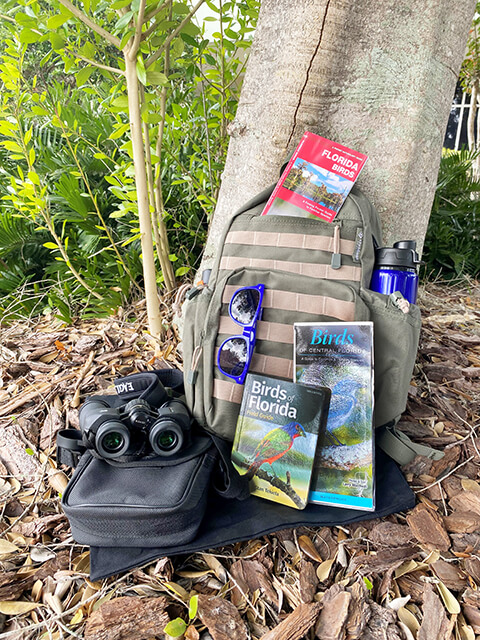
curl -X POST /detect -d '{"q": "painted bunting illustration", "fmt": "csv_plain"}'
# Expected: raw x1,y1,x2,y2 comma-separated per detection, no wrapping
245,421,306,480
325,379,362,445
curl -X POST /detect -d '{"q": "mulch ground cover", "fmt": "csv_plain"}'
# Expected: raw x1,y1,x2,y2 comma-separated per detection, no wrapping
0,279,479,640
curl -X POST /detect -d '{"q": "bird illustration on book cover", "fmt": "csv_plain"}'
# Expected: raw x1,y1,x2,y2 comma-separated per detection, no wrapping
231,374,330,509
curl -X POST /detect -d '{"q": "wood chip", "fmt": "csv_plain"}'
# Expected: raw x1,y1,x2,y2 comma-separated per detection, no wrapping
197,595,248,640
449,491,480,517
259,602,321,640
299,559,318,604
368,522,415,548
229,559,277,605
431,559,467,591
406,503,451,551
84,596,169,639
418,584,452,640
443,511,480,534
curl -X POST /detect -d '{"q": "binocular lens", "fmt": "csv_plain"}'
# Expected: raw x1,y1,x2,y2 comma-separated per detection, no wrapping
150,422,183,456
155,430,178,451
101,431,125,453
95,422,130,459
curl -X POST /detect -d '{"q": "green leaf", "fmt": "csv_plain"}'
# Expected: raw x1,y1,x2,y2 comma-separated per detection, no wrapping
115,11,134,31
76,67,93,87
172,3,189,14
146,71,168,86
25,448,34,455
363,577,373,591
136,55,147,86
175,265,190,277
188,594,198,619
181,33,198,47
2,141,23,154
47,14,68,30
111,95,129,110
19,28,41,44
109,123,130,140
111,0,132,8
50,32,66,51
119,29,135,50
28,171,40,186
163,618,187,638
43,242,59,250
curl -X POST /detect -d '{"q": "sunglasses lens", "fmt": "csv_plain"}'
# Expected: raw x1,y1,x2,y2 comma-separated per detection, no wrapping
218,337,249,377
231,288,261,325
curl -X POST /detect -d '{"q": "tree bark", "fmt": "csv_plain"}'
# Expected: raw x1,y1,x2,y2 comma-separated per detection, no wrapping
204,0,476,263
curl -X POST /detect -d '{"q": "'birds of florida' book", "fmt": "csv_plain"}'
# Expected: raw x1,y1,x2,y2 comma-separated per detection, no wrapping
294,322,375,511
231,374,330,509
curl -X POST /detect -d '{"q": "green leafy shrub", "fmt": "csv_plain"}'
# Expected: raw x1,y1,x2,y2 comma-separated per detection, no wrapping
423,149,480,280
0,0,260,323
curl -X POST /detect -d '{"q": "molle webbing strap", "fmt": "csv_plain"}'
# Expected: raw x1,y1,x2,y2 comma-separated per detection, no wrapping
214,349,293,379
225,229,356,255
220,256,361,282
213,379,244,405
218,316,294,343
222,286,356,320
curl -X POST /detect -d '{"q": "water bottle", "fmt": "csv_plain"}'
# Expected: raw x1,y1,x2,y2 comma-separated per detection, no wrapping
370,240,421,304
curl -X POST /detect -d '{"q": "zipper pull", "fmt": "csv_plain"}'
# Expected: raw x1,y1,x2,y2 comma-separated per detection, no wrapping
187,344,203,385
331,225,342,269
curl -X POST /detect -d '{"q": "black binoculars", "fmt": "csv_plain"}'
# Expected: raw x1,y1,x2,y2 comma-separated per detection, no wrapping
79,373,192,460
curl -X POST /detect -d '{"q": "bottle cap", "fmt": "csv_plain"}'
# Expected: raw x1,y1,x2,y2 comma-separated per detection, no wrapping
374,240,421,269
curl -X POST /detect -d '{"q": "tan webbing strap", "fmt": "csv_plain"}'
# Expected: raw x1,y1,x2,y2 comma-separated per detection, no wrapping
220,256,361,282
218,316,294,343
215,349,293,379
226,229,356,256
222,285,355,320
213,379,244,404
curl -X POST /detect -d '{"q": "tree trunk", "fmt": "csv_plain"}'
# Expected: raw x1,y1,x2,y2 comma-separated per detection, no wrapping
204,0,476,263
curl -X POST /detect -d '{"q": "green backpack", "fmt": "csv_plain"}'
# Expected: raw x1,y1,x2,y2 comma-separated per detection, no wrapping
182,183,441,465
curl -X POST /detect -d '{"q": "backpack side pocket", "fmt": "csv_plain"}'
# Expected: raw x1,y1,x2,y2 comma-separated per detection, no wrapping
360,289,421,427
182,287,213,426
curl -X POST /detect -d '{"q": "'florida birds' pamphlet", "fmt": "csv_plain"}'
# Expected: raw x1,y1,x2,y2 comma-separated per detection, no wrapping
231,374,330,509
261,131,368,222
294,322,375,511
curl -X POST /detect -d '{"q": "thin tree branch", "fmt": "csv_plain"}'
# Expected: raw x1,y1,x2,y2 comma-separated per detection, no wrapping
57,0,121,48
128,0,147,60
145,0,171,23
0,13,16,24
75,54,125,76
142,0,171,41
145,0,206,69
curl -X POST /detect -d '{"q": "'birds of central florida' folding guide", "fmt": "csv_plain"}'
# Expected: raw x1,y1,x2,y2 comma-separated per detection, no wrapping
231,374,330,509
294,322,375,511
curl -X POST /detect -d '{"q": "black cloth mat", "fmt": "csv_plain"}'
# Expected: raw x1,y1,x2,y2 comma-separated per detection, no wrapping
89,448,415,580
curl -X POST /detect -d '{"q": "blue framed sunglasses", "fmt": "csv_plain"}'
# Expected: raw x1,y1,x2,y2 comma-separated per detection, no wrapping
217,284,265,384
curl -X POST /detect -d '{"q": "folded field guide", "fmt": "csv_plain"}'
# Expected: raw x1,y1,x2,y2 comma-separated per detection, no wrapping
231,374,330,509
294,322,375,511
262,131,368,222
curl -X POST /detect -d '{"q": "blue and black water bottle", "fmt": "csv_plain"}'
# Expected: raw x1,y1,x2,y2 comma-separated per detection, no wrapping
370,240,421,304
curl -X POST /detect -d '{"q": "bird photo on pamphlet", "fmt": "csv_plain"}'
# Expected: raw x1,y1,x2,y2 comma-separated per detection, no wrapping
294,321,375,511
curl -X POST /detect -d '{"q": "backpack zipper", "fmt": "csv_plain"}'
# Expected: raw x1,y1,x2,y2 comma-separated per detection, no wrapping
331,225,342,269
187,335,204,385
